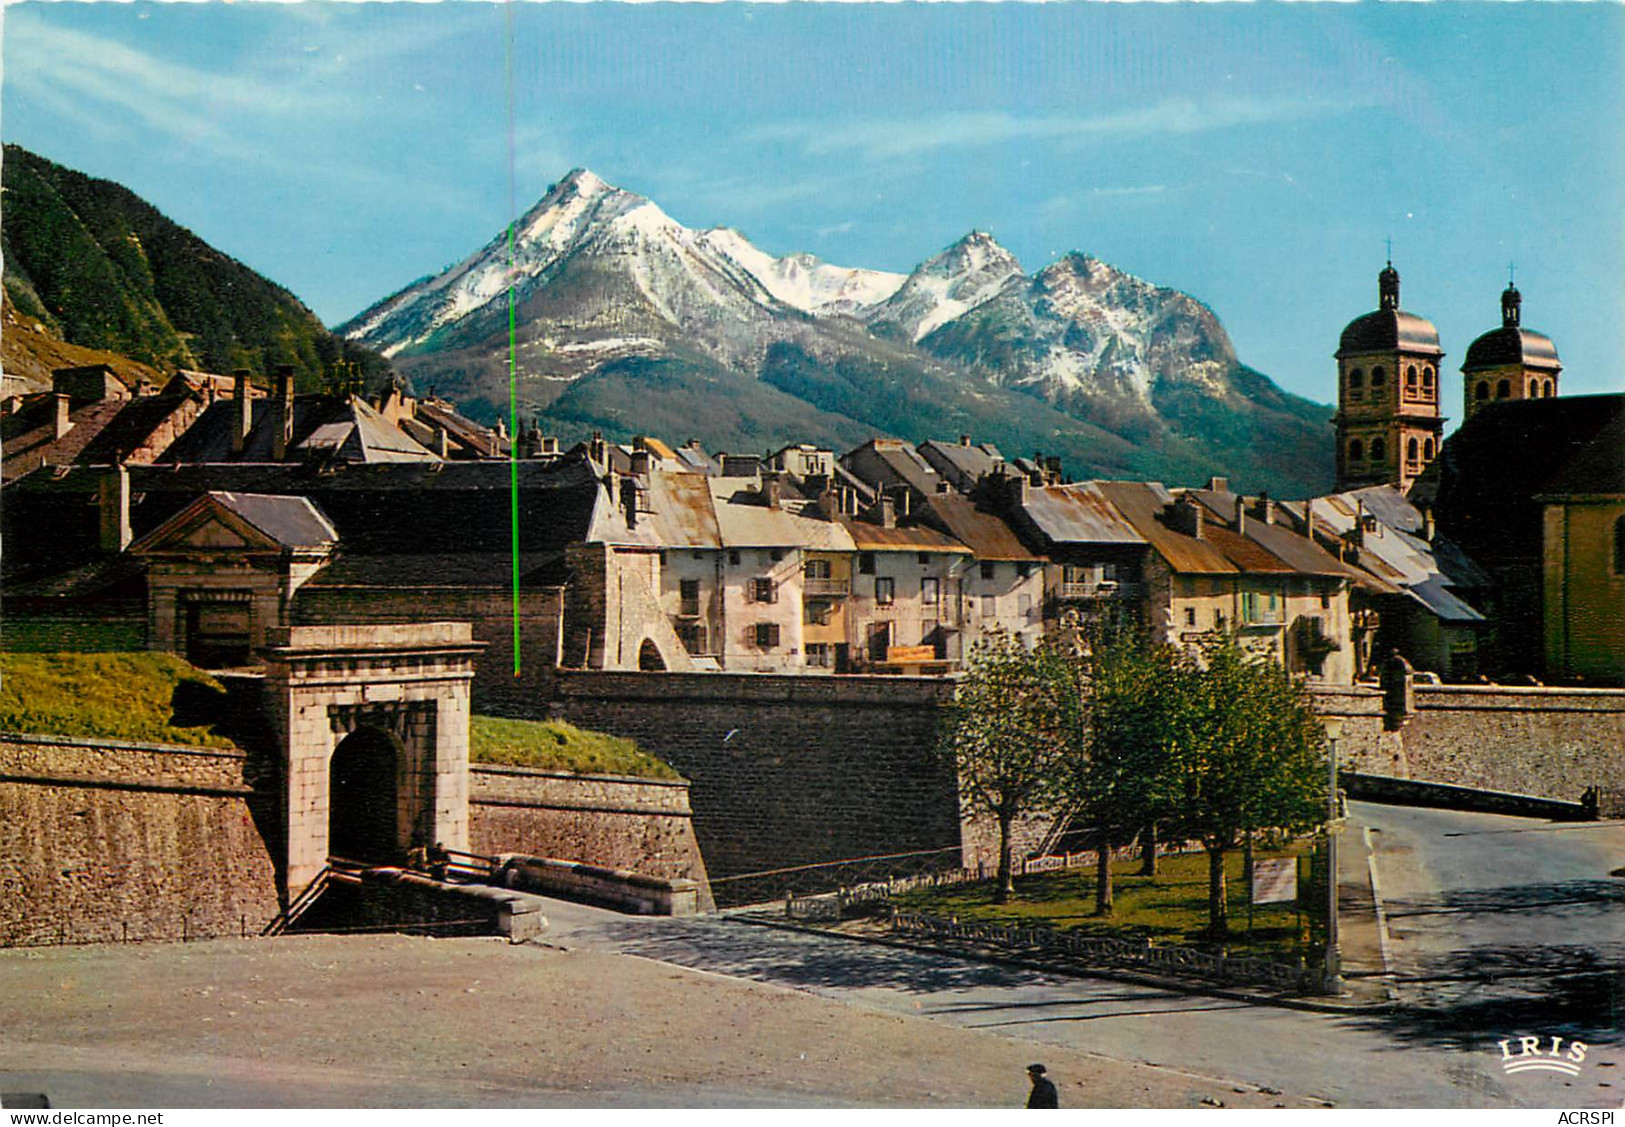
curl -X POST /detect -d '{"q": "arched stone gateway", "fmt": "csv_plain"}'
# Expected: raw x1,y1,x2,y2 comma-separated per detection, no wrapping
261,623,486,901
637,639,666,671
328,725,403,864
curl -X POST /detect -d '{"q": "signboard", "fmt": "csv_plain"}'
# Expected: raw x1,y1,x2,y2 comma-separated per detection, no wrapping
1025,854,1065,873
1251,857,1298,904
885,645,937,664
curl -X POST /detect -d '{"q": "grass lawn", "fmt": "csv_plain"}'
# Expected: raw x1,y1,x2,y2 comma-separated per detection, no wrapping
0,651,240,749
893,844,1324,962
470,714,679,780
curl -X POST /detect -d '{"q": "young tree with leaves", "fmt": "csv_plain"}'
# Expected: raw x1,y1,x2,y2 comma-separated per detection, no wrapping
1174,638,1327,938
1072,627,1192,915
940,632,1071,903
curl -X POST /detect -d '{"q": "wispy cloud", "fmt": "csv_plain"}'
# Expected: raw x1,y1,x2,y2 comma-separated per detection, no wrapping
750,96,1371,161
1090,184,1168,198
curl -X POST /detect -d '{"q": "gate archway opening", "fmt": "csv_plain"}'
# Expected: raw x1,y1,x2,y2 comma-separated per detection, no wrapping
638,639,666,671
328,726,402,864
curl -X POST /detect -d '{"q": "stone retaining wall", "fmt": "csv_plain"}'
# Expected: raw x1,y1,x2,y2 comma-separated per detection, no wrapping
537,670,962,883
469,763,711,906
1314,683,1625,804
0,733,281,946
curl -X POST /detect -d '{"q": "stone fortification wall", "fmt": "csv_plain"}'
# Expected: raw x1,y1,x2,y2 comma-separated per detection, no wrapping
537,671,961,886
0,734,280,946
468,763,711,902
1314,683,1625,803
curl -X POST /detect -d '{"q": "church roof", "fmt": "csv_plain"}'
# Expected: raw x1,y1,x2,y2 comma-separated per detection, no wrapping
1462,325,1561,372
1337,309,1443,358
1336,262,1442,358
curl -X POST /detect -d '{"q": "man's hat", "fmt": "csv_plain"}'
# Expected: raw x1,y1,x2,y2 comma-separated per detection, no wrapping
1027,1064,1047,1075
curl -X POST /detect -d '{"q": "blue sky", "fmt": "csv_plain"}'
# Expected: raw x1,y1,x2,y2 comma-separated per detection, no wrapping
5,2,1622,416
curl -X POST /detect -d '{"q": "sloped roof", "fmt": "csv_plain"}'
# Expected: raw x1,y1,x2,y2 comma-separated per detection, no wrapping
710,480,856,551
1293,487,1485,620
1433,394,1625,564
1338,309,1443,357
1,396,130,482
157,395,438,464
841,438,944,498
1535,405,1625,497
1022,482,1146,547
128,491,337,555
917,439,1004,485
3,458,602,589
916,492,1042,561
840,516,971,554
1090,482,1229,573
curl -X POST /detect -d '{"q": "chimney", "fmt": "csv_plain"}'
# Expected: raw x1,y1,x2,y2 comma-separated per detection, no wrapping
540,435,559,456
1170,495,1205,540
1259,491,1274,525
621,476,639,529
52,394,72,440
1044,456,1062,485
878,494,897,528
436,426,450,459
959,434,971,447
232,368,253,454
762,471,782,510
630,449,652,479
1421,506,1436,542
1351,499,1367,549
817,486,840,520
494,416,508,442
1303,498,1317,540
1208,476,1229,494
588,431,607,467
1234,494,1247,535
98,465,131,552
272,365,295,461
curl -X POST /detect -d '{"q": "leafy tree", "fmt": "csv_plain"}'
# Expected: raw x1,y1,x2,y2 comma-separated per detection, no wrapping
1173,638,1327,938
940,632,1072,902
1072,627,1192,915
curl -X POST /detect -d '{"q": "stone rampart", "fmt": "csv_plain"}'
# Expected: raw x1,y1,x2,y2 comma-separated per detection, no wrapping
1313,683,1625,804
468,763,711,905
537,670,962,886
0,733,280,946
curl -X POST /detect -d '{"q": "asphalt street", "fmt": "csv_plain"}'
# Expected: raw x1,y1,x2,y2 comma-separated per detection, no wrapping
534,801,1624,1109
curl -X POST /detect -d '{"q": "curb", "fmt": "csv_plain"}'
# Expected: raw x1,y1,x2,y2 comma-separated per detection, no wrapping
1362,825,1398,1003
728,911,1392,1017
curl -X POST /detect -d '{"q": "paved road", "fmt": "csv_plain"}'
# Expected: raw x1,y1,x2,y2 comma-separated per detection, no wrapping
1356,800,1625,1034
534,802,1623,1109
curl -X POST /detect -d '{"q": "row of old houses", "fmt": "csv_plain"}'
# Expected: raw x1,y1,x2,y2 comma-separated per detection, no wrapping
4,338,1620,691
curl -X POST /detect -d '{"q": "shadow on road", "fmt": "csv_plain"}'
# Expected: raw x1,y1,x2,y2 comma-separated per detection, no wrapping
1345,874,1624,1050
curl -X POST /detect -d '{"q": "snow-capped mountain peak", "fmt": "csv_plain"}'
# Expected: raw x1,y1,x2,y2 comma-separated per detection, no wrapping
696,228,907,317
864,230,1025,341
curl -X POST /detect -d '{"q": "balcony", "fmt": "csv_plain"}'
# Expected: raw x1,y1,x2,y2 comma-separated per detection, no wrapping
803,576,851,598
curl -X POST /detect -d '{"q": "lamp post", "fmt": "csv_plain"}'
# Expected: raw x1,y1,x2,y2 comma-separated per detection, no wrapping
1321,717,1345,996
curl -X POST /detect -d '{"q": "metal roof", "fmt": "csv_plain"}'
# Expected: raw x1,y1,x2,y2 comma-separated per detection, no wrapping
1092,482,1231,573
1337,309,1443,358
840,516,972,554
710,480,857,551
1463,325,1561,372
1293,486,1484,612
1021,482,1146,546
916,492,1042,561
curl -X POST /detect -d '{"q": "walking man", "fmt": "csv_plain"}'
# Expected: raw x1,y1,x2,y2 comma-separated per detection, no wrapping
1026,1063,1058,1108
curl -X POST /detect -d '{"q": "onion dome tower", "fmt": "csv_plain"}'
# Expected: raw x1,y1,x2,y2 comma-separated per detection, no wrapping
1461,281,1561,421
1333,261,1445,494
